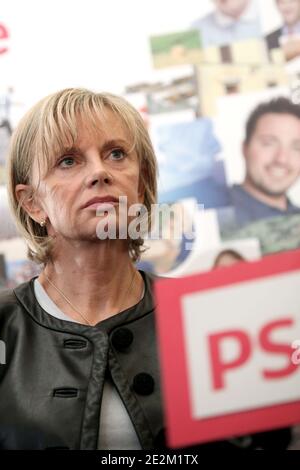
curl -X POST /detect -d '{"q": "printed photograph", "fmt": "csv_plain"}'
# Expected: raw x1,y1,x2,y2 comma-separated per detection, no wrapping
191,0,262,48
149,115,230,208
124,71,199,115
138,198,197,276
167,237,261,276
196,63,289,116
150,29,203,69
202,38,269,65
265,0,300,64
216,91,300,230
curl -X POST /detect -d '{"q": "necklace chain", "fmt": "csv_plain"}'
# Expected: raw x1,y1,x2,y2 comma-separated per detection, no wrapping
43,269,137,326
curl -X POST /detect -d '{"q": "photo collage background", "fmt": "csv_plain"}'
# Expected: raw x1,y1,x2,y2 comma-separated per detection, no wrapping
1,0,300,286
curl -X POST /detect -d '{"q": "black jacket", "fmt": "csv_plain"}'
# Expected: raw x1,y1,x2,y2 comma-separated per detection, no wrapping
0,271,293,450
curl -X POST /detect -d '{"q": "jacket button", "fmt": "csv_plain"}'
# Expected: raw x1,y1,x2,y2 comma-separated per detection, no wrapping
132,373,155,395
111,328,134,351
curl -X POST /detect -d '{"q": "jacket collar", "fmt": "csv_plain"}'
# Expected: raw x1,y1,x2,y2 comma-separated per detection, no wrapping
13,270,156,336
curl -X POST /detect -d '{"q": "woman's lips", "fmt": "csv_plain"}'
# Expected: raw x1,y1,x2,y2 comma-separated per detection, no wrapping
85,201,118,211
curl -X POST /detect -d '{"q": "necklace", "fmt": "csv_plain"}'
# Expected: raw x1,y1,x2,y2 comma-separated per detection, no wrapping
43,268,138,326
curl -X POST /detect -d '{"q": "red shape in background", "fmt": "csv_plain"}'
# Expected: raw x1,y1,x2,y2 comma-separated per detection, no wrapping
154,248,300,448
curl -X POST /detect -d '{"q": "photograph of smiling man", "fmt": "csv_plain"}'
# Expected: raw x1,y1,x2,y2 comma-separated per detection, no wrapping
192,0,262,48
225,97,300,229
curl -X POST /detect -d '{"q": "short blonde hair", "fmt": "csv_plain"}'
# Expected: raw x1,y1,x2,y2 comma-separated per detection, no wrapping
7,88,158,264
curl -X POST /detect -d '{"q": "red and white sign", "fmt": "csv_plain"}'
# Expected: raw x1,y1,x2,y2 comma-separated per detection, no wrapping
155,249,300,448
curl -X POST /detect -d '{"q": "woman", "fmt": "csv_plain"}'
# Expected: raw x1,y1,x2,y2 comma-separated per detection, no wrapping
0,88,162,450
0,88,292,450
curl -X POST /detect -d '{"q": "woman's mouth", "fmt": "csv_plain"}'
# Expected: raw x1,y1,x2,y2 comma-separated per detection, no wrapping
86,201,118,211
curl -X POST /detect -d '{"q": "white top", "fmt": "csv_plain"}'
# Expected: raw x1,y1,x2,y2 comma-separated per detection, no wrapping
34,278,143,450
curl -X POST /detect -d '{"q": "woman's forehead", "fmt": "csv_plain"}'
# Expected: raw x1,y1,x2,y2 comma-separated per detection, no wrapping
75,110,133,148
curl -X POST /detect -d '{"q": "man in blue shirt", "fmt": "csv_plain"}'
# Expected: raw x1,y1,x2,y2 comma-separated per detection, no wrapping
228,97,300,228
192,0,262,48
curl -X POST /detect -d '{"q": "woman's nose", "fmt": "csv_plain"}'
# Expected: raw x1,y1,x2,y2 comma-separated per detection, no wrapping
84,161,113,187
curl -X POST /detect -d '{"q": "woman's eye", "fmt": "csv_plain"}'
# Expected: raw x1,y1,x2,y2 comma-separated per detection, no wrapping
58,156,76,168
109,149,126,161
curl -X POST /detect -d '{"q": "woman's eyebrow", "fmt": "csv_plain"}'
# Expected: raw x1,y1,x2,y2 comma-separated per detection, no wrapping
58,139,132,156
101,139,131,150
59,145,82,155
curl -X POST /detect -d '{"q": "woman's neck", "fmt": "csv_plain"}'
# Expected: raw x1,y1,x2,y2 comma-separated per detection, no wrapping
38,239,144,325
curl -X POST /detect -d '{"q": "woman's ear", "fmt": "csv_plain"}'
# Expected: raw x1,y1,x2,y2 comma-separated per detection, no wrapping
15,184,46,223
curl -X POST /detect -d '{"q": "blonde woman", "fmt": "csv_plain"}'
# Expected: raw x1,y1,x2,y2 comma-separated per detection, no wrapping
0,88,292,450
0,88,161,450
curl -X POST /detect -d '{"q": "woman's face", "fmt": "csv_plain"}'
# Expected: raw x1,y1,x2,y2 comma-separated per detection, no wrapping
30,110,144,244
